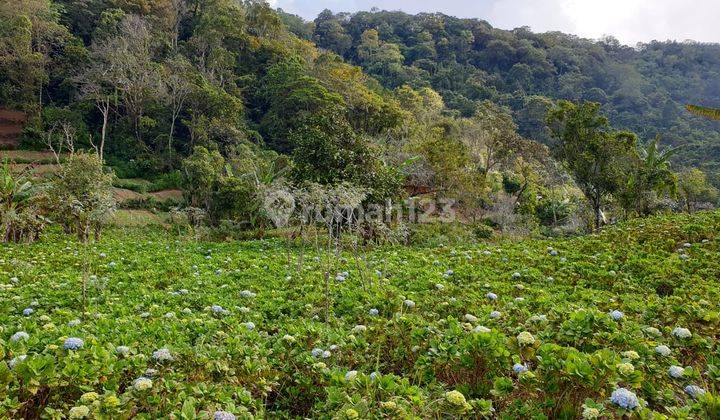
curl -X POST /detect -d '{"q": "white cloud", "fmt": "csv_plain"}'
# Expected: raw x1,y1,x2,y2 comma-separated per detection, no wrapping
273,0,720,45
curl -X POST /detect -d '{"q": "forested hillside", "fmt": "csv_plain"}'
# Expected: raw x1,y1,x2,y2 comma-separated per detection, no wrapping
302,9,720,182
1,0,718,241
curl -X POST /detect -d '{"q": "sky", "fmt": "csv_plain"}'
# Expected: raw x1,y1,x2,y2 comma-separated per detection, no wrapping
269,0,720,45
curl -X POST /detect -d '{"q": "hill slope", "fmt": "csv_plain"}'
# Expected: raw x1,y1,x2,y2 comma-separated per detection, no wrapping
305,10,720,182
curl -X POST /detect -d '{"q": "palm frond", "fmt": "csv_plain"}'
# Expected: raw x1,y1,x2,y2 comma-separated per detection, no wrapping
686,104,720,121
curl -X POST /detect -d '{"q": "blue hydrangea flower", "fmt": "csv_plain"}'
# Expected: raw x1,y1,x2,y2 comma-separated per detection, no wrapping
489,310,501,319
67,319,81,327
63,337,84,350
311,348,323,357
486,292,498,300
10,331,29,342
244,322,255,331
211,305,229,315
213,411,236,420
116,345,130,355
152,348,173,362
513,363,528,374
609,310,624,321
22,308,33,316
610,387,639,410
369,308,379,316
322,350,331,358
370,371,379,381
685,385,706,399
345,370,358,381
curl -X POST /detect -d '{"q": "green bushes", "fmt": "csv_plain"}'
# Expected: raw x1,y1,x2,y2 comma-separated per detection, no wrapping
1,204,720,417
46,152,115,241
0,162,48,242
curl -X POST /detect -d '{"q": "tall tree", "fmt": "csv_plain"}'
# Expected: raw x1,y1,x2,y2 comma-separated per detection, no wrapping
547,101,638,229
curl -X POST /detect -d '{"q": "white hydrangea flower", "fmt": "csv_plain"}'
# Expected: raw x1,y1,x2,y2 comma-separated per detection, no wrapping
152,348,173,362
352,325,367,333
617,362,634,375
622,351,639,360
671,327,691,339
517,331,535,346
133,377,153,391
668,365,684,379
655,345,671,356
644,327,661,336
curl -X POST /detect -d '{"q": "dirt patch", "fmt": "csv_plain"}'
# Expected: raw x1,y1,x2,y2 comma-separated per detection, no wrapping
112,209,168,227
113,188,182,204
0,109,26,123
9,163,60,175
1,150,58,161
112,187,143,201
149,189,183,201
0,125,22,136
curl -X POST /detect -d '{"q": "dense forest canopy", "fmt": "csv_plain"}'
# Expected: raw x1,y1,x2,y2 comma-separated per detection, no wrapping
0,0,718,238
297,9,720,183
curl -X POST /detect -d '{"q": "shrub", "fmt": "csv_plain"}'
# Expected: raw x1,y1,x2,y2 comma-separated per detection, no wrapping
0,162,47,242
47,152,116,241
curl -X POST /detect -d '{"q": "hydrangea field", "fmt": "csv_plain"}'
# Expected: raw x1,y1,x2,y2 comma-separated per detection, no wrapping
2,212,720,418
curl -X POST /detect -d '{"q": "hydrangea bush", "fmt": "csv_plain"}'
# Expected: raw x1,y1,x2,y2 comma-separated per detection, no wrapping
0,212,719,417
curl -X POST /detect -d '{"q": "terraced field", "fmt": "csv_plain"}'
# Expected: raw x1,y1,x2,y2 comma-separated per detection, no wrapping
1,212,719,418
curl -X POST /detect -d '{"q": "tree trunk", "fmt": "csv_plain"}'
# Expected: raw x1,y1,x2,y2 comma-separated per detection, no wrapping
99,100,109,162
593,190,602,231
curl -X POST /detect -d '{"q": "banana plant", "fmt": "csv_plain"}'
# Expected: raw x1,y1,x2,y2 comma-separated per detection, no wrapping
0,160,33,209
